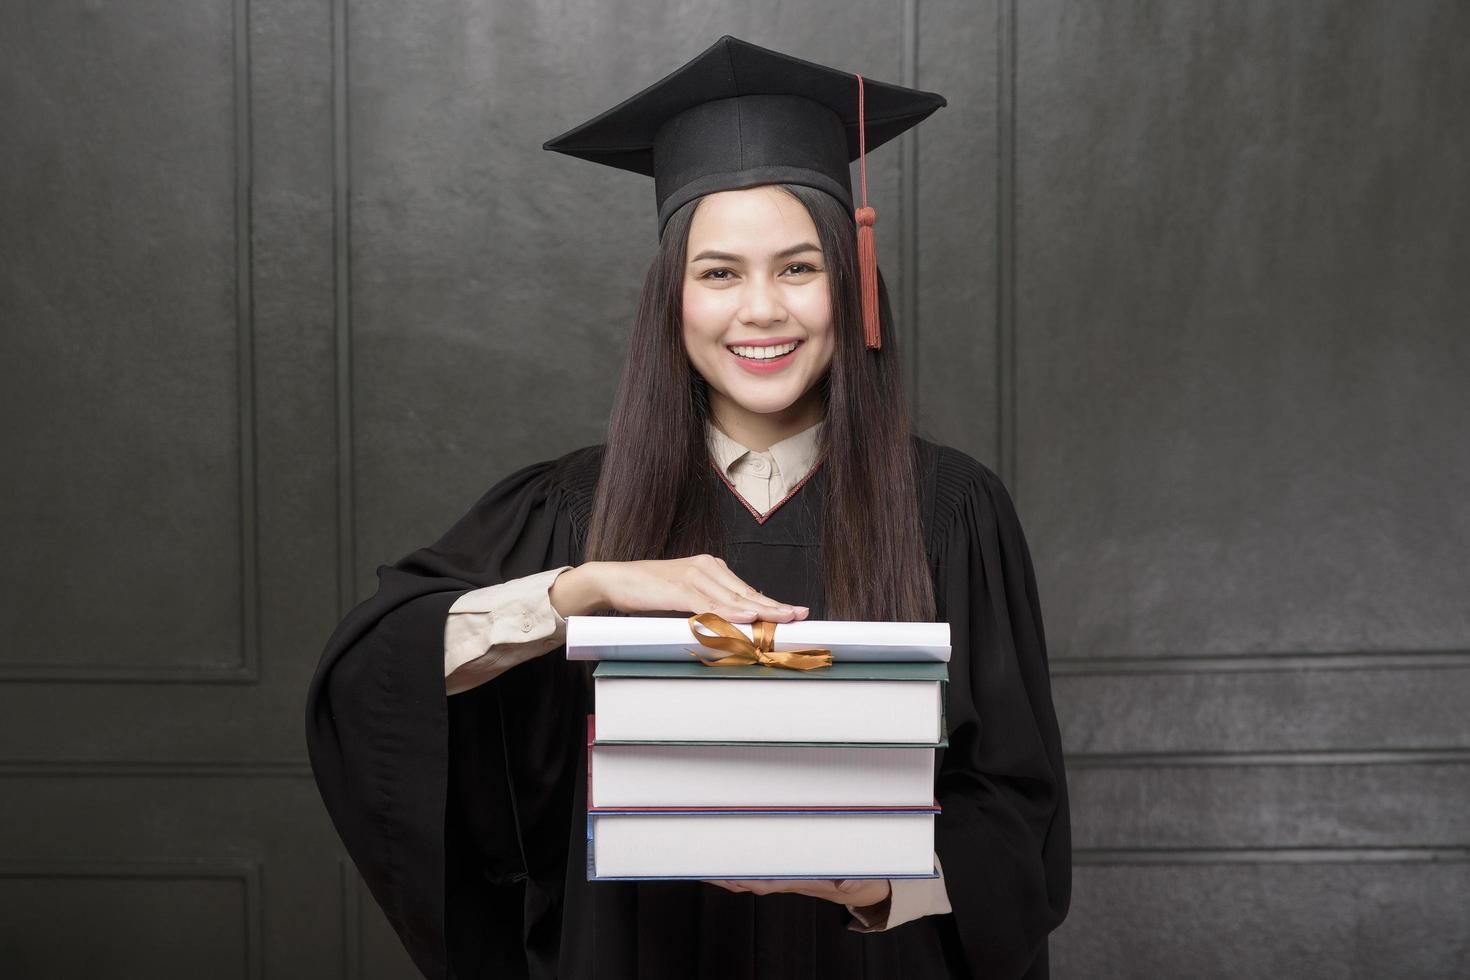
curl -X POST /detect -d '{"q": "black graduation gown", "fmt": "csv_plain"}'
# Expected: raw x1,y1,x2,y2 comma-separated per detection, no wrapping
305,438,1071,979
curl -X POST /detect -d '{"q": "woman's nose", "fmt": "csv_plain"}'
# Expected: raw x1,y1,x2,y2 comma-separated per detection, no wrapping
738,276,786,326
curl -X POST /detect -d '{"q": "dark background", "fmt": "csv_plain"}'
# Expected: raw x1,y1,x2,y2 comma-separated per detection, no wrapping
2,1,1466,977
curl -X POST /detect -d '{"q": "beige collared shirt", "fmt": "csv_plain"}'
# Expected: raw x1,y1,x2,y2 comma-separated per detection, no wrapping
441,418,950,931
705,419,824,516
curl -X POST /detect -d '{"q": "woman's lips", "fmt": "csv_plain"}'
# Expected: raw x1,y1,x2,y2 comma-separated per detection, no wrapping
727,340,802,374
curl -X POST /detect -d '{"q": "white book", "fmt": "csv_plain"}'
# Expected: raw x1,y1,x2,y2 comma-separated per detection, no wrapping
592,661,948,744
567,615,951,663
590,737,937,808
587,808,939,879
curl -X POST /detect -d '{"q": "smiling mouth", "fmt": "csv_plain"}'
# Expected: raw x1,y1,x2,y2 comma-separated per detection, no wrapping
727,340,801,361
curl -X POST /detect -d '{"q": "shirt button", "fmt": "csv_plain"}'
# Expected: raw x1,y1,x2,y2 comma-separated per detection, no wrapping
751,458,768,473
521,618,533,633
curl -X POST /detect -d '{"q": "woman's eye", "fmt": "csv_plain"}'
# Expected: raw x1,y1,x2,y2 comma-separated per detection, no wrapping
699,264,818,281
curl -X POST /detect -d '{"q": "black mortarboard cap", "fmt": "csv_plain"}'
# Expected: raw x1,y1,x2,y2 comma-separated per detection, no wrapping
543,35,948,348
543,35,946,235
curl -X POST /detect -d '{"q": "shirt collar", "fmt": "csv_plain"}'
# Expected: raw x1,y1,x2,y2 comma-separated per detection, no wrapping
706,419,825,484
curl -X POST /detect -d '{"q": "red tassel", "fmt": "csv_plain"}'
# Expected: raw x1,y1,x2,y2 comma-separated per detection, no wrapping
856,206,880,349
854,73,880,350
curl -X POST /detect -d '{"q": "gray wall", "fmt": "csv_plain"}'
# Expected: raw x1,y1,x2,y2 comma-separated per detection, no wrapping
1,1,1465,977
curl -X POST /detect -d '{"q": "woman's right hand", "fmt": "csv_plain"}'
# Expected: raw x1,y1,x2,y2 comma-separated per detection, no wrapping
548,556,809,624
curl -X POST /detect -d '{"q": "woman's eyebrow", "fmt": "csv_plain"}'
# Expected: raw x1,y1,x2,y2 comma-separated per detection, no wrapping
689,242,823,263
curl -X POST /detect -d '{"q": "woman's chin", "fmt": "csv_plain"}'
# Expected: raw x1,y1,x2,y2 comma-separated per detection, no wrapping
717,386,812,421
703,363,825,424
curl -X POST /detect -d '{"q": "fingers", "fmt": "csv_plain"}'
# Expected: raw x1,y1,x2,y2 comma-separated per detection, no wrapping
685,571,763,623
702,879,793,896
609,556,812,622
779,880,847,902
692,556,809,622
702,879,845,901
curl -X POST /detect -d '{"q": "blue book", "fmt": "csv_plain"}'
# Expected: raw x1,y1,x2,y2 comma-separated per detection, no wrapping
587,805,941,881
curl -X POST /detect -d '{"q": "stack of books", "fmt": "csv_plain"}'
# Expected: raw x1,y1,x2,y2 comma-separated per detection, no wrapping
567,616,950,881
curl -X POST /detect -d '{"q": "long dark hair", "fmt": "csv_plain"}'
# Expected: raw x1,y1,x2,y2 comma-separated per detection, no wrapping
585,184,934,622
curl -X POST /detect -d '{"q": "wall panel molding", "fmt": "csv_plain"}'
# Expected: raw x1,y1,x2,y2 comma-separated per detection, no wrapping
232,0,259,684
1051,648,1470,676
0,858,262,979
332,0,357,619
1066,748,1470,769
0,761,313,778
993,0,1018,489
901,0,921,417
1075,846,1470,866
340,857,364,980
0,0,259,686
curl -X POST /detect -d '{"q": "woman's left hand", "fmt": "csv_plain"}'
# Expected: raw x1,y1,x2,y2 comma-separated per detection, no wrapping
703,877,891,909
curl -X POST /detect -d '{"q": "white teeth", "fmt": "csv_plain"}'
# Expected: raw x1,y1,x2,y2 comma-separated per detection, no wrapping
729,341,799,360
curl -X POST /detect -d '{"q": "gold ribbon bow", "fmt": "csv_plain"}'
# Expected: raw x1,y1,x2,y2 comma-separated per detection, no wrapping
686,612,832,670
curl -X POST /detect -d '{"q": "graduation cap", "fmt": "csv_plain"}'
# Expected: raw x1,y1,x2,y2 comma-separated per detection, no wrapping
544,35,947,349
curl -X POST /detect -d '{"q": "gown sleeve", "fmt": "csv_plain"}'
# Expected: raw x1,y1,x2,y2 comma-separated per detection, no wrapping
305,453,591,980
930,448,1072,979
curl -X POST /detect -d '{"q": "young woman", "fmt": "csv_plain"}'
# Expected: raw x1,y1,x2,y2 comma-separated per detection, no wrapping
307,36,1070,980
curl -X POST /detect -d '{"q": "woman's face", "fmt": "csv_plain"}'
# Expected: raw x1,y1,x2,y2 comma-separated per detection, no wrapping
682,186,834,431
